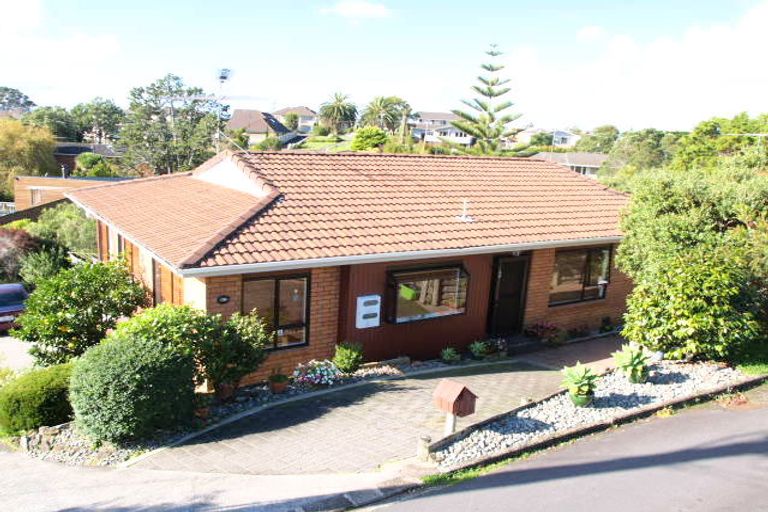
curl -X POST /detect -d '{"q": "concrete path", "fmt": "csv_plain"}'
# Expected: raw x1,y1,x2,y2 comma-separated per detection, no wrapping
375,385,768,512
0,335,34,372
135,336,621,475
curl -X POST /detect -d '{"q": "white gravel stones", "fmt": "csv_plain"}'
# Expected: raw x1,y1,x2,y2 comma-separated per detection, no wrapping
435,362,745,469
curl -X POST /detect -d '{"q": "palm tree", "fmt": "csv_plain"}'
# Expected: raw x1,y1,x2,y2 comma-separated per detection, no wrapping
451,45,522,154
319,93,357,135
360,96,411,133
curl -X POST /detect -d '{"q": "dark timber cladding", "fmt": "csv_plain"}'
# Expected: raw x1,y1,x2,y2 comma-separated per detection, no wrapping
339,254,494,361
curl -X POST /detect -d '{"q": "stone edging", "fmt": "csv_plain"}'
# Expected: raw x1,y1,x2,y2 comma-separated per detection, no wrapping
431,373,768,474
120,356,536,468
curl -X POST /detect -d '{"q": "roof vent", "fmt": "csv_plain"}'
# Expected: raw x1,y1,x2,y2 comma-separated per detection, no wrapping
457,199,474,223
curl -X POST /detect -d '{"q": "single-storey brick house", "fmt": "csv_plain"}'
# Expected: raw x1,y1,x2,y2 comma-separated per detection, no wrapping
67,151,631,383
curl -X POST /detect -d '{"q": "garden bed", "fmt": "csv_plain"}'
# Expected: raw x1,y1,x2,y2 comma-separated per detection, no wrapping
15,357,468,467
432,361,750,471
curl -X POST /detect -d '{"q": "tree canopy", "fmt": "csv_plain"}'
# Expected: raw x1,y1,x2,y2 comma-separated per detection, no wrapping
23,106,80,141
71,98,124,144
0,87,35,113
575,125,619,153
451,45,522,154
120,74,224,174
360,96,410,133
0,119,57,199
319,93,357,135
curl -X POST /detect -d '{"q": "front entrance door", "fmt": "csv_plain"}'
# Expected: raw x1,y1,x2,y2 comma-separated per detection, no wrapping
489,255,530,337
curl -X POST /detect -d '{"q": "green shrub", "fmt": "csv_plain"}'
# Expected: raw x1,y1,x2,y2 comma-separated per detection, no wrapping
204,313,270,387
333,341,364,373
4,219,33,231
612,344,649,383
252,137,283,151
351,126,389,151
0,364,72,433
440,347,461,364
468,340,489,359
14,261,148,366
70,335,195,443
562,362,598,406
111,304,221,384
312,124,331,136
112,305,270,388
622,248,764,360
19,247,72,287
27,203,98,257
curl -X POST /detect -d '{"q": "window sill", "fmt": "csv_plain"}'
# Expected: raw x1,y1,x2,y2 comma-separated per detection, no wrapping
390,310,467,325
548,296,607,308
266,342,309,352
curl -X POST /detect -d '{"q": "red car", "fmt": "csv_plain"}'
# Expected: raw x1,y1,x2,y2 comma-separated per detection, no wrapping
0,284,28,332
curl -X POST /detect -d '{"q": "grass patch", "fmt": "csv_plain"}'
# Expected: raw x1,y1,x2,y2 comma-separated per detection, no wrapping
735,342,768,376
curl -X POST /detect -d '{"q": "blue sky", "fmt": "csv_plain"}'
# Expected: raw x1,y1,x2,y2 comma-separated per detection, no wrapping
1,0,766,130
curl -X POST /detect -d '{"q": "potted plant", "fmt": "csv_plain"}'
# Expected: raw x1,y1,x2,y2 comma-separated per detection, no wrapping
612,344,650,383
562,362,598,407
268,369,290,394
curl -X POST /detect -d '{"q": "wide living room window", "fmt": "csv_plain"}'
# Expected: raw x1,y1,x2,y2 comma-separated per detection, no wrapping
242,275,309,349
388,265,469,324
549,246,611,305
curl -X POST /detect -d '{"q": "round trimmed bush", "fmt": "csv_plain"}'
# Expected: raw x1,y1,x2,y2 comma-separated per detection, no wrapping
333,342,364,373
0,363,73,433
69,334,195,443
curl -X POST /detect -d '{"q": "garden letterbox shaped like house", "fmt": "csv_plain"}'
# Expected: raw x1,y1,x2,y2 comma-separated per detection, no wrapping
433,379,478,417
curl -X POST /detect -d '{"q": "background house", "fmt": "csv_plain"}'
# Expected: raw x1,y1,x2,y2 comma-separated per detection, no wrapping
68,151,631,383
53,142,122,175
532,152,608,178
273,106,317,134
411,112,473,146
227,109,291,145
516,128,582,148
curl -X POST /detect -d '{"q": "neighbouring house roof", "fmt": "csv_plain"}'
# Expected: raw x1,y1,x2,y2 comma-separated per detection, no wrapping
227,110,289,135
415,112,459,122
273,106,317,118
533,152,609,168
54,142,122,158
67,151,628,275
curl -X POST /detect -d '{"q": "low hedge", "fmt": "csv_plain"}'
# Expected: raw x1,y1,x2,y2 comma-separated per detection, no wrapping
70,334,195,443
0,363,73,434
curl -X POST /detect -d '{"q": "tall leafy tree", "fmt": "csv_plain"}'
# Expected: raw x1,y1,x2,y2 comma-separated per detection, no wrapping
451,45,522,154
283,112,299,131
360,96,410,133
0,87,35,113
0,119,57,199
121,74,224,175
71,98,125,144
23,106,79,141
319,93,357,135
575,125,619,153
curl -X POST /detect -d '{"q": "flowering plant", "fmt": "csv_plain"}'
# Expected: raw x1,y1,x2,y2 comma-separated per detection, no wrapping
524,321,564,344
292,359,343,387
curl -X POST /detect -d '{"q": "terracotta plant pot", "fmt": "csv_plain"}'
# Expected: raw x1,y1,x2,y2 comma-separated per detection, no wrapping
569,393,594,407
269,379,289,394
214,382,237,402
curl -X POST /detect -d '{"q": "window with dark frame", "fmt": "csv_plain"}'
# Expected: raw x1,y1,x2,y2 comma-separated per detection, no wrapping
242,275,309,349
387,265,469,324
549,246,611,306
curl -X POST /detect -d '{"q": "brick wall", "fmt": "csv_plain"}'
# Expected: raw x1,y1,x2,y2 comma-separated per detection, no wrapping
204,267,341,385
523,247,632,332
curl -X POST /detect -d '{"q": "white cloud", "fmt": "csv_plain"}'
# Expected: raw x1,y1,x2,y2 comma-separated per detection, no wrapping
576,25,605,42
508,1,768,131
0,0,43,33
320,1,391,21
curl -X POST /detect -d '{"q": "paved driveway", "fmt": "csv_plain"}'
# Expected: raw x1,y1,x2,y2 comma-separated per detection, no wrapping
135,337,622,475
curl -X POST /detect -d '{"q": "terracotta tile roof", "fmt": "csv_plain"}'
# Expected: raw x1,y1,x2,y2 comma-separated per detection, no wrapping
67,151,628,271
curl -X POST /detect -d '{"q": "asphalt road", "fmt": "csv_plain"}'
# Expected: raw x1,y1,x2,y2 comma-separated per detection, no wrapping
376,388,768,512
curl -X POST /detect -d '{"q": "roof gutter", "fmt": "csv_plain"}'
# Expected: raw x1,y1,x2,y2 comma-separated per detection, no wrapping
179,236,624,278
